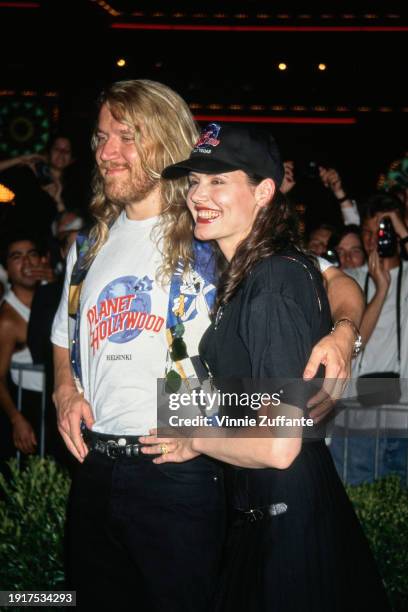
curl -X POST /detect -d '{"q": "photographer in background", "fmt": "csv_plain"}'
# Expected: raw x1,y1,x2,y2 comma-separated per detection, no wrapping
330,193,408,484
356,195,408,350
0,134,74,214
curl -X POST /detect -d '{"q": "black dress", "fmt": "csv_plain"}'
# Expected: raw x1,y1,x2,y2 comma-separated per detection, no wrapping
200,250,390,612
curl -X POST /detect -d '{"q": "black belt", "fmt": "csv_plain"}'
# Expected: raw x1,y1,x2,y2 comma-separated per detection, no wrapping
83,428,152,459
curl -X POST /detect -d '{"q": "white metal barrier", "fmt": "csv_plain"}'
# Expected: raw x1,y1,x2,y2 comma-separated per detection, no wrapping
330,400,408,485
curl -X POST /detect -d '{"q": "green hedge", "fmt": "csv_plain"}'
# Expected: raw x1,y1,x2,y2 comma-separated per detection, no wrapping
0,457,70,593
347,475,408,612
0,458,407,611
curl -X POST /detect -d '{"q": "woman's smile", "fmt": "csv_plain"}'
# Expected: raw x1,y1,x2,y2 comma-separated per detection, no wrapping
195,207,222,223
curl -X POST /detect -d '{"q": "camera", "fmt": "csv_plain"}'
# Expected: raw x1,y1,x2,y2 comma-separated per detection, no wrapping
34,161,52,186
295,160,322,182
324,247,340,267
304,161,320,180
377,216,398,258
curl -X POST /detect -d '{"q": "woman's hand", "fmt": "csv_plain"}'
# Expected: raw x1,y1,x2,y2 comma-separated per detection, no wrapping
0,153,45,174
319,166,343,197
368,250,391,293
19,153,46,173
280,161,296,194
140,429,200,464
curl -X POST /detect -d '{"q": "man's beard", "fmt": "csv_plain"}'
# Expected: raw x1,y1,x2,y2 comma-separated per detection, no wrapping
102,165,157,206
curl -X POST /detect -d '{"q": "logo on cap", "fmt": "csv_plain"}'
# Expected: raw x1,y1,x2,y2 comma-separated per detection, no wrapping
194,123,221,153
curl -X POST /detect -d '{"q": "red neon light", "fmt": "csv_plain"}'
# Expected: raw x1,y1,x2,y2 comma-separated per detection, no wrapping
111,23,408,33
0,2,40,7
193,115,357,125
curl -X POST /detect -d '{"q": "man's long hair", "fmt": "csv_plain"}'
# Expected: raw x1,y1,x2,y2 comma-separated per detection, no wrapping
85,79,199,280
216,174,302,309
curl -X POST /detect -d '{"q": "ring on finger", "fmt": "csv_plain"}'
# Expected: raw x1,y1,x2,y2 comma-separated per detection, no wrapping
160,443,169,455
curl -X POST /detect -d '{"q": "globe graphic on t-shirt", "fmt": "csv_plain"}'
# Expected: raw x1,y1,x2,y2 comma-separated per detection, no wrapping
97,275,151,343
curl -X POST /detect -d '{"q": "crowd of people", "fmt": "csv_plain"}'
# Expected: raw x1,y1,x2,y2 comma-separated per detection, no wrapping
0,135,87,470
297,161,408,484
0,78,407,609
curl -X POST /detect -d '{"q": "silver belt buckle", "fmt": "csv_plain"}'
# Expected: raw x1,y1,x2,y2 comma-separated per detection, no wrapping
268,502,288,516
106,440,119,458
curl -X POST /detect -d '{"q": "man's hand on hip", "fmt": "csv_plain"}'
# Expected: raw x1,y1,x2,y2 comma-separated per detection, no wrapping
303,326,353,423
53,384,94,462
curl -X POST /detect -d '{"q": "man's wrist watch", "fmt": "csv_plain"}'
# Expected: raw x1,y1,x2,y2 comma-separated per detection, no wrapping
331,318,363,356
335,194,349,204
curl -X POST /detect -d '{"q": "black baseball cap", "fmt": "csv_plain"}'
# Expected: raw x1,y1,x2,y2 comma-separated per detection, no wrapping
162,122,284,187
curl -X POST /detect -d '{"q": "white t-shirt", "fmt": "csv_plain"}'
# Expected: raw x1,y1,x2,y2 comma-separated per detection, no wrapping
4,290,44,392
341,201,360,226
336,262,408,429
0,264,8,303
51,212,213,435
317,256,332,273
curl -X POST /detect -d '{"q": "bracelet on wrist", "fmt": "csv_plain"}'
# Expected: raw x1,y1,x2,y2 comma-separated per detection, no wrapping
331,318,362,356
335,194,350,204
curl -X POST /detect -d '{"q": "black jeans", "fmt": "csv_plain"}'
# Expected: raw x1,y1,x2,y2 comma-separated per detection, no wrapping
66,450,225,611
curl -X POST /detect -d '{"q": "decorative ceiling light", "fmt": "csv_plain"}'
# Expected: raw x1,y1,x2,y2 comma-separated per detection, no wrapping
0,182,15,204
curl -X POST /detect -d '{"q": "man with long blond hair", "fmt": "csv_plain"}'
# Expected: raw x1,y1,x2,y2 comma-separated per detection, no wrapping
51,80,363,610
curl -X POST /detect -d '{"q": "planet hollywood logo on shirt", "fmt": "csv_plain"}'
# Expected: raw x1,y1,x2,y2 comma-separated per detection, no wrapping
87,275,164,354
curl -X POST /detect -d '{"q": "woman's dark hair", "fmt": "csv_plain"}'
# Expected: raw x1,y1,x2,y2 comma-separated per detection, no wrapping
215,173,302,309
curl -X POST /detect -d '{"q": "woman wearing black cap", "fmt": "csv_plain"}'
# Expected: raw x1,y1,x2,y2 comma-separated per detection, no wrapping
141,123,390,611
